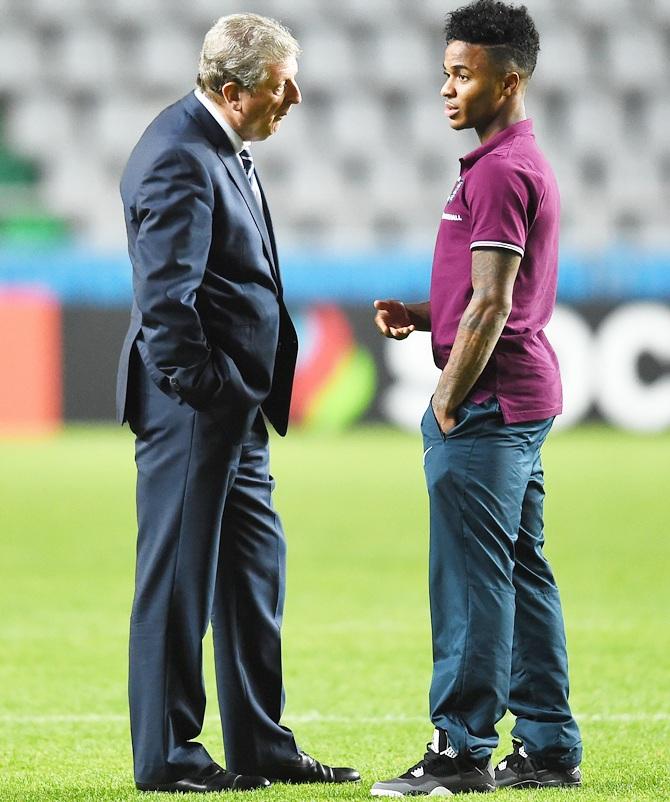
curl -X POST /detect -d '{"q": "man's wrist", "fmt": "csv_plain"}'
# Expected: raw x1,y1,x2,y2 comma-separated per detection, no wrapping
404,301,429,330
432,385,461,419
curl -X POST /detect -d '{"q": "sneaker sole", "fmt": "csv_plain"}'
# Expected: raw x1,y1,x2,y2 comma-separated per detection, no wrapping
371,785,497,797
371,788,454,797
498,779,582,789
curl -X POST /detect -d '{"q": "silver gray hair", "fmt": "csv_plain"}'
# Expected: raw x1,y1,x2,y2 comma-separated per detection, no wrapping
197,13,300,94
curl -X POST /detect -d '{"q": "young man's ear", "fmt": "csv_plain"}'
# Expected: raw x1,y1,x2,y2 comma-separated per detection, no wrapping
502,72,521,97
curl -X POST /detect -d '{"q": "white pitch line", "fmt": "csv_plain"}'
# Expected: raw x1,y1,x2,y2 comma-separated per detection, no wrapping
0,712,669,725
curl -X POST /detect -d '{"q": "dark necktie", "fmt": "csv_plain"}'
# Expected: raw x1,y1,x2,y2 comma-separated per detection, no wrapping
240,148,255,183
240,149,279,289
239,148,262,208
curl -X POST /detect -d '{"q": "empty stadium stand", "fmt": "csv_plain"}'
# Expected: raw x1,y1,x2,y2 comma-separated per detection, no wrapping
0,0,668,250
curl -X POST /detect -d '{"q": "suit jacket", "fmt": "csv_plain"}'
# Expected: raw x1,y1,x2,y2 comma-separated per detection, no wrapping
116,91,298,438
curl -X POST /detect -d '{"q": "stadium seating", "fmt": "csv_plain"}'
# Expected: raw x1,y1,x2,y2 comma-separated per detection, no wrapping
0,0,667,248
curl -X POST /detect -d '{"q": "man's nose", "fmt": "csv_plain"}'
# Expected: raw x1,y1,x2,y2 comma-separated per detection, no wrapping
288,79,302,104
440,78,456,98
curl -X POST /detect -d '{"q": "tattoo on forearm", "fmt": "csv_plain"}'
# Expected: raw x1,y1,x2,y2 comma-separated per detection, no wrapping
433,248,520,413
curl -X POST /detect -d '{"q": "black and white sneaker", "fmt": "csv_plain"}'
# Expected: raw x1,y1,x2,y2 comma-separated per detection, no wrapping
495,740,581,788
371,729,495,797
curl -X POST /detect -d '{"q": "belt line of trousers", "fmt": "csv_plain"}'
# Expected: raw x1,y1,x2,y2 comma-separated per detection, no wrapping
422,396,582,767
127,356,298,784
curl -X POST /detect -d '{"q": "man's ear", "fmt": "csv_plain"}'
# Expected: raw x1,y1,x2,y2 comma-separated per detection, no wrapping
502,71,521,97
221,81,243,111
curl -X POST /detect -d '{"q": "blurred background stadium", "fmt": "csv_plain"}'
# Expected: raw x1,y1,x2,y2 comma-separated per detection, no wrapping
0,0,669,434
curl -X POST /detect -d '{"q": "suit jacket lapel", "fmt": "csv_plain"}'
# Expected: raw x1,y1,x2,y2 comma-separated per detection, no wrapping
216,149,279,285
182,93,279,291
256,173,283,295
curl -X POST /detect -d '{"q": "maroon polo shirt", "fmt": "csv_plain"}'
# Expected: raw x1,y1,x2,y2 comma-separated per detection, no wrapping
430,118,562,424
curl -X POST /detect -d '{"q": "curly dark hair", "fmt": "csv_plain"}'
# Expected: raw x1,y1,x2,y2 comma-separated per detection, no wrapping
445,0,540,77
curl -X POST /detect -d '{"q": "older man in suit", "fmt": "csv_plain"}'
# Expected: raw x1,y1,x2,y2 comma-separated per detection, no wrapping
116,14,359,793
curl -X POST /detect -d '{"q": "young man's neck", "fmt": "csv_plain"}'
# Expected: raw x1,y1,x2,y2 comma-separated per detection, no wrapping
476,101,527,144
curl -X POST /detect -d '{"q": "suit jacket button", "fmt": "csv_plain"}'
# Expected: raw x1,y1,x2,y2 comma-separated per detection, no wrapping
169,377,181,390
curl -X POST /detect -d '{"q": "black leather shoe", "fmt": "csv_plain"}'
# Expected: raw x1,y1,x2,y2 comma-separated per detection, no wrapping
262,751,360,784
136,762,271,792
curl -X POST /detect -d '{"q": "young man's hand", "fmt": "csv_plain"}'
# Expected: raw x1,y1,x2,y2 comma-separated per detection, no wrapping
373,300,415,339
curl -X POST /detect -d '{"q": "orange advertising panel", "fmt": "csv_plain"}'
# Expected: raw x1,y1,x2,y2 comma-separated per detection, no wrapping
0,289,62,434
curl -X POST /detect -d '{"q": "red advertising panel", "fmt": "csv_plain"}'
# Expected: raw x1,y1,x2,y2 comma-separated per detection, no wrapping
0,289,62,434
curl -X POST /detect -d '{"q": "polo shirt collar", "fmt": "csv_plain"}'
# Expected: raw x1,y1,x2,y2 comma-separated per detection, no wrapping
460,118,534,169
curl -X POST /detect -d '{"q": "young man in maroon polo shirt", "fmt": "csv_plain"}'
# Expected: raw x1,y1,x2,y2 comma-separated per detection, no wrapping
371,1,582,796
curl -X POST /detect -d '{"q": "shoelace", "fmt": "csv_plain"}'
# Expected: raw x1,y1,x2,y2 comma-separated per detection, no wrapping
499,741,534,772
404,744,458,778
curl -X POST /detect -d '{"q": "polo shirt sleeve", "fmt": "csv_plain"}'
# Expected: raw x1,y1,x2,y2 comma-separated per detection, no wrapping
465,157,533,258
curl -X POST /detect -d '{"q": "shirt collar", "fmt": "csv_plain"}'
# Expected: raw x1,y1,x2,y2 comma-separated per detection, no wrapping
460,118,534,170
194,88,250,154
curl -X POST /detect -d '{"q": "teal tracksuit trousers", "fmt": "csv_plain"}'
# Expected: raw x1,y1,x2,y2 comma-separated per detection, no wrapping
421,396,582,768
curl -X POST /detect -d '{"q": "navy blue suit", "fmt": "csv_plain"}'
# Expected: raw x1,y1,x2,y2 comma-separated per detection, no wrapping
116,91,300,784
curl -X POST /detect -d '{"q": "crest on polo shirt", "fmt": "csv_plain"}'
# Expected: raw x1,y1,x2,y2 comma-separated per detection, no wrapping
446,176,464,205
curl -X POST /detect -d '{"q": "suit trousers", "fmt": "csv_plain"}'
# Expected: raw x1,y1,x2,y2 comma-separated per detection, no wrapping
127,354,298,784
421,396,582,767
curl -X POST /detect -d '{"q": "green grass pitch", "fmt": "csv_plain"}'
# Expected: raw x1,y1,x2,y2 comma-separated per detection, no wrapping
1,424,669,801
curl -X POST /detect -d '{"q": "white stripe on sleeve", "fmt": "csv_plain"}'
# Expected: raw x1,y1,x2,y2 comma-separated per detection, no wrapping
470,240,524,257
